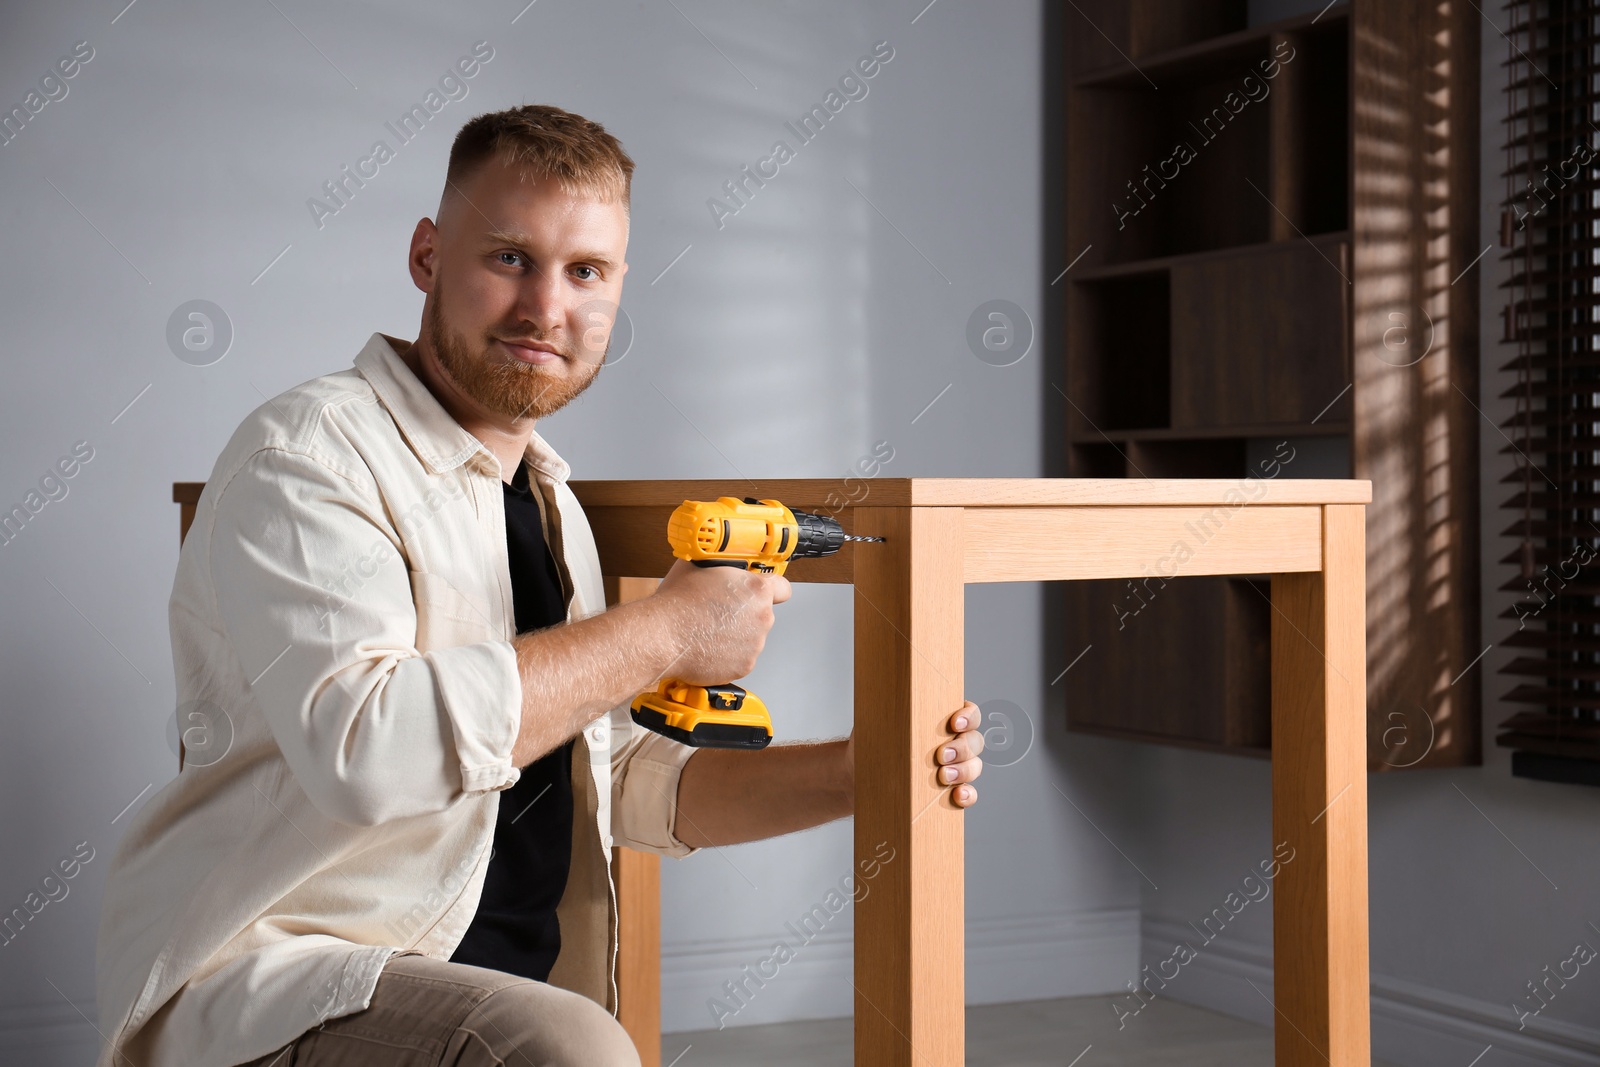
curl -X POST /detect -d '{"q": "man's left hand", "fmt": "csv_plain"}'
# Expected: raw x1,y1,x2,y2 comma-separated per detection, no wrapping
844,700,985,808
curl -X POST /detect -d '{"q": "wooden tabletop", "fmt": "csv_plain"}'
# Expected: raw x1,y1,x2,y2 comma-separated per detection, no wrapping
177,477,1373,509
568,477,1372,507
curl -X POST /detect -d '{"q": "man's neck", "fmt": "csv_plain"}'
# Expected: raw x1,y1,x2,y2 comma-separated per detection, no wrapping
399,337,533,484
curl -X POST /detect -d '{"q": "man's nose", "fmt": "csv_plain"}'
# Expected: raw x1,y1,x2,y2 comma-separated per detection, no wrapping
513,272,567,335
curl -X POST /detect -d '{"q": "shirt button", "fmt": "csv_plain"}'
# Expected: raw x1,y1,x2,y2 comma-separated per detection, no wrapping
587,722,608,745
603,834,615,849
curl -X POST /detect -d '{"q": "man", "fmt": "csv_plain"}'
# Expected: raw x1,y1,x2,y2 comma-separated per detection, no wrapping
94,104,984,1067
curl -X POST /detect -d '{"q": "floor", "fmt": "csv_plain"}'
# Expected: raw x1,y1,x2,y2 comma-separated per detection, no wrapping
663,994,1405,1066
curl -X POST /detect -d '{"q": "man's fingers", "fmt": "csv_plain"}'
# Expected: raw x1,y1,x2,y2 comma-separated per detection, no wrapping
937,757,982,786
950,700,981,732
937,732,985,764
948,703,983,808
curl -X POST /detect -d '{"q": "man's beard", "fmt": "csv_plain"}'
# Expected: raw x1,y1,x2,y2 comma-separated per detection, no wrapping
424,287,605,421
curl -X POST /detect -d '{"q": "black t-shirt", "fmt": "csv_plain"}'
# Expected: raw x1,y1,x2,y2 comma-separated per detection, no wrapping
449,460,576,981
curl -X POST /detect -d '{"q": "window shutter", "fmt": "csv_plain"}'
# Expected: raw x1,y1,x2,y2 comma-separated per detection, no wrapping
1497,0,1600,781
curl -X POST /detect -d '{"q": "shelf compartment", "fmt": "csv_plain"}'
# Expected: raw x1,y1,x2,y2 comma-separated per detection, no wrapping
1062,575,1271,754
1066,441,1134,479
1268,21,1350,238
1074,3,1349,88
1124,437,1247,478
1057,0,1249,82
1066,7,1351,269
1170,235,1350,429
1070,68,1274,263
1065,272,1171,433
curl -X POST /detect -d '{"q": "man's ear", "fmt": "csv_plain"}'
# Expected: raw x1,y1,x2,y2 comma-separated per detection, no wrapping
408,218,439,293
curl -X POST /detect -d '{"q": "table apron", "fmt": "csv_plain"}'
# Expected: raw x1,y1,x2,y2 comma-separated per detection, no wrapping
961,505,1324,583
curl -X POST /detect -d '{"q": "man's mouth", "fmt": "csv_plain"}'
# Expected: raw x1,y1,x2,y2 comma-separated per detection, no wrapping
498,338,563,365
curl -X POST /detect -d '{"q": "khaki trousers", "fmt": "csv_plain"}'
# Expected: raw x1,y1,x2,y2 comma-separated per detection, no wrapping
234,951,641,1067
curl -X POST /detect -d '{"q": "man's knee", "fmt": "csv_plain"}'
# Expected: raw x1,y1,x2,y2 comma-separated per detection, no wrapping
465,982,642,1067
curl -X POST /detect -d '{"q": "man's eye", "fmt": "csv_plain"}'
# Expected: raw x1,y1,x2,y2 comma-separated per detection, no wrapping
497,251,525,268
573,265,597,281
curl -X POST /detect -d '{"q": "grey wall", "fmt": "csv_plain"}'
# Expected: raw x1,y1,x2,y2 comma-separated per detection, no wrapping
1127,5,1600,1067
0,1,1146,1061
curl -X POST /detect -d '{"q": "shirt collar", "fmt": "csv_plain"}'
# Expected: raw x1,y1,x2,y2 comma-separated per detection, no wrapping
354,331,573,485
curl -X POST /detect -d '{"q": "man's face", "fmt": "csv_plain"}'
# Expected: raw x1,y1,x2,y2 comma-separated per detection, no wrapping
409,155,629,421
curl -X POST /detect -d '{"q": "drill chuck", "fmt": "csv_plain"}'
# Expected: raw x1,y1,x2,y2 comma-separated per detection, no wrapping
780,505,845,559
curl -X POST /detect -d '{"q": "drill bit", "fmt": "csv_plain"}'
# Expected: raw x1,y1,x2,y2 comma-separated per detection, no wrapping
843,533,886,542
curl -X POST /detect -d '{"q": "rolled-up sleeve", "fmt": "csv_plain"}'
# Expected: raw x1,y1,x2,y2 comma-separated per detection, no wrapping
609,712,703,858
208,447,522,827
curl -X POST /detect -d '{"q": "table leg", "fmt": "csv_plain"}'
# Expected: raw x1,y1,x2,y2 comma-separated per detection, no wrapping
604,576,663,1067
1270,504,1371,1065
613,846,661,1067
852,506,966,1066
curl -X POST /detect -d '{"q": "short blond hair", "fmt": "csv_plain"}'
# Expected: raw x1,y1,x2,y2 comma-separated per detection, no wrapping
444,103,633,209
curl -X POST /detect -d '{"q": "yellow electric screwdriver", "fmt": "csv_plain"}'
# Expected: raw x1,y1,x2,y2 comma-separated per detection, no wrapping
629,496,884,749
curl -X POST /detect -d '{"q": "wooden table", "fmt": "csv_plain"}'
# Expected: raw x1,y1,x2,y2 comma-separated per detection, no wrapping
177,475,1374,1065
572,477,1373,1067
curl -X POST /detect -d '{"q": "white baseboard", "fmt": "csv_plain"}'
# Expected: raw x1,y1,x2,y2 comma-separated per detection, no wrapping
1140,916,1600,1067
661,906,1138,1034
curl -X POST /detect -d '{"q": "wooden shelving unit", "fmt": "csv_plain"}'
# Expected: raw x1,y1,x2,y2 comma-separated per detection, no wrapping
1046,0,1483,769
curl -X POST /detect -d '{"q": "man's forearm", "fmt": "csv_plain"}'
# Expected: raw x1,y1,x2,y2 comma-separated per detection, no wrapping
509,596,683,767
672,739,853,849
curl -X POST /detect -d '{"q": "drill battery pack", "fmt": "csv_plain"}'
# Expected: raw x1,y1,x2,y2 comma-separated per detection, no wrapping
630,679,773,749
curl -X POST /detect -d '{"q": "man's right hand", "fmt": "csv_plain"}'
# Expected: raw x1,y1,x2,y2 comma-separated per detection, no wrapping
508,557,791,767
651,558,792,684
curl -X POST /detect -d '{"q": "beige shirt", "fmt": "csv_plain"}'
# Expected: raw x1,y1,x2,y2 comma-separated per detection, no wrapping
94,332,701,1067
